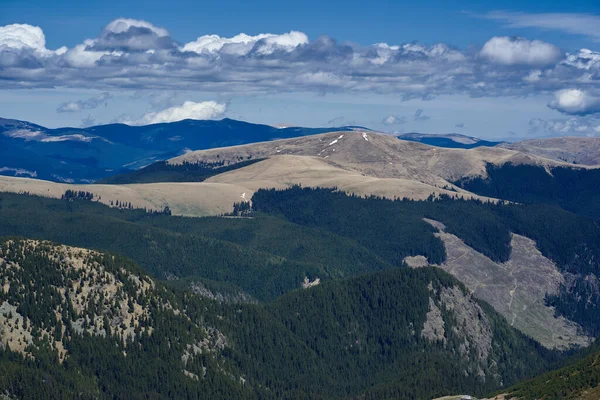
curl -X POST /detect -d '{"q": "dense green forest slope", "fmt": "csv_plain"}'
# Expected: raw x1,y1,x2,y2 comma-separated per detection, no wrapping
0,238,562,399
1,187,599,337
97,159,264,184
251,186,600,337
455,163,600,220
501,342,600,400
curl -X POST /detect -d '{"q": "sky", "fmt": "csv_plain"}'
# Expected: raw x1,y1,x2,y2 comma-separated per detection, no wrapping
1,0,600,140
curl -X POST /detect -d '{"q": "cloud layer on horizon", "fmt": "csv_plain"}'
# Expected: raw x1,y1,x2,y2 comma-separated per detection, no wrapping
1,17,600,121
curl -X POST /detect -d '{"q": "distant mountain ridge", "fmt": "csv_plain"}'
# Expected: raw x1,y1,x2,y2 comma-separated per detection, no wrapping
501,136,600,166
398,132,504,149
0,117,359,183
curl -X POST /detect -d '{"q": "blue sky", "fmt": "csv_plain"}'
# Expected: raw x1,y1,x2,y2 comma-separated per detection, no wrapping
1,0,600,139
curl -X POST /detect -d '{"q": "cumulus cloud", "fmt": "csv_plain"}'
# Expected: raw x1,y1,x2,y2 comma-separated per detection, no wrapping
0,23,66,67
529,117,600,136
480,36,561,66
94,18,174,51
562,48,600,70
382,115,407,125
0,24,46,51
127,101,226,125
0,17,599,101
547,89,600,116
182,31,308,55
56,92,112,113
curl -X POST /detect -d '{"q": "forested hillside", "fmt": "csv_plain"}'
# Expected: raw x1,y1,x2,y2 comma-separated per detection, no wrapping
251,186,600,337
502,342,600,400
455,163,600,220
0,239,250,399
97,159,264,184
1,187,599,337
0,238,562,399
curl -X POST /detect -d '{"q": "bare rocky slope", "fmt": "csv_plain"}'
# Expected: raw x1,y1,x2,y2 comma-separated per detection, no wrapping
408,219,592,349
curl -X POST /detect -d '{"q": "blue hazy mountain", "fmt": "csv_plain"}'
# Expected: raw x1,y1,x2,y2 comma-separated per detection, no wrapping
0,117,361,183
397,132,503,149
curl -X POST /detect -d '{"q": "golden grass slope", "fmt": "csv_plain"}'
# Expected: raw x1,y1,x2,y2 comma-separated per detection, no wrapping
0,131,586,217
172,130,574,185
205,155,480,201
0,176,250,217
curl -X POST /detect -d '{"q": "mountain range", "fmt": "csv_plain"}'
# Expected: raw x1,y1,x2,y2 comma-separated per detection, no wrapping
1,116,600,398
397,132,504,149
0,117,361,183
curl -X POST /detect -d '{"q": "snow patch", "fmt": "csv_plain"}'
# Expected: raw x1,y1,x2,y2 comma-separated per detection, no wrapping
327,134,344,146
4,129,95,143
0,167,37,177
41,134,94,143
362,132,369,141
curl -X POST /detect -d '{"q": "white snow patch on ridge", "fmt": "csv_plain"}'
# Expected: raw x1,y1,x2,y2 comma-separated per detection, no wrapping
4,129,97,143
0,167,37,177
328,134,344,146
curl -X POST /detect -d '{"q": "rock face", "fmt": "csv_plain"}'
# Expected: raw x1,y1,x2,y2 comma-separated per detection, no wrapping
422,297,446,342
403,255,429,268
422,284,493,364
422,219,591,349
440,285,492,363
421,280,496,381
190,281,256,304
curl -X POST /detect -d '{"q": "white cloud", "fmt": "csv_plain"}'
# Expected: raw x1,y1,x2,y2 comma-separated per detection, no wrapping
523,69,542,82
562,48,600,70
529,117,600,136
130,101,227,125
0,24,46,51
1,17,600,102
182,31,308,55
104,18,169,37
548,89,600,116
63,41,109,68
480,36,561,66
96,18,173,51
254,31,308,54
57,92,112,113
182,33,270,54
382,115,406,125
